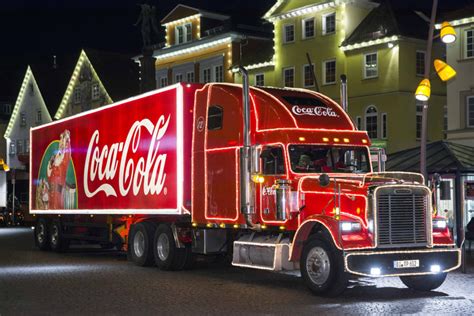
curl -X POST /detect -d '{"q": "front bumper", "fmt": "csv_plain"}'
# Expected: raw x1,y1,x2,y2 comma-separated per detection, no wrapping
344,248,461,277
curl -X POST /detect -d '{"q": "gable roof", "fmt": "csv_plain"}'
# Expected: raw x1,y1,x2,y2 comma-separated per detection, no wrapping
386,141,474,174
161,4,230,25
342,0,429,47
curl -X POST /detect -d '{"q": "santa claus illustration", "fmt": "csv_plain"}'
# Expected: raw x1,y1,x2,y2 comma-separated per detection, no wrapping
46,130,71,209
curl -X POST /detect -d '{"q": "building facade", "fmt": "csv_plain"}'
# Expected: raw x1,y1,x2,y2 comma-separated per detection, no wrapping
241,0,447,154
442,11,474,146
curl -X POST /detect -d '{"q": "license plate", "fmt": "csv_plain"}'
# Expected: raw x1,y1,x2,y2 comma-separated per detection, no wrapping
393,259,419,269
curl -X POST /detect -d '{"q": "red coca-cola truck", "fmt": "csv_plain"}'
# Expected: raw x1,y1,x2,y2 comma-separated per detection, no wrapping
30,71,460,295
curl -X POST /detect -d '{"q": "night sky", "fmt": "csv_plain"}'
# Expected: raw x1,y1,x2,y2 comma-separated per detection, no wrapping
0,0,472,68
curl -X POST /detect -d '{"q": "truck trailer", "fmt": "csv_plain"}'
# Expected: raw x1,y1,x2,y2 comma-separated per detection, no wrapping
30,73,460,295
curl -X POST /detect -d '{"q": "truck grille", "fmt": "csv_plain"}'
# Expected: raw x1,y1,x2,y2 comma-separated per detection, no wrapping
376,187,429,248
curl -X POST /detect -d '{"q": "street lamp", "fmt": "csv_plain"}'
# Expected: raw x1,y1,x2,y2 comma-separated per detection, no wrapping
417,0,457,181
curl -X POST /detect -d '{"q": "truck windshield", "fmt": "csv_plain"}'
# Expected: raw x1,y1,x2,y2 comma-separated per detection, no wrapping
289,145,370,174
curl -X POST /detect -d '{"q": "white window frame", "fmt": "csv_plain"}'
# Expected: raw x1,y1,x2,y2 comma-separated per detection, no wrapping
17,139,23,154
160,76,168,88
26,139,30,153
467,96,474,128
36,110,42,123
203,68,211,83
175,73,183,83
381,112,387,139
365,105,378,139
283,24,295,43
255,73,265,86
214,65,223,82
303,64,315,88
302,17,315,39
363,52,378,79
20,112,26,127
465,29,474,59
322,59,336,85
186,71,195,83
185,23,192,42
415,50,426,77
74,87,81,104
356,116,362,130
283,67,295,87
322,12,336,35
9,142,16,155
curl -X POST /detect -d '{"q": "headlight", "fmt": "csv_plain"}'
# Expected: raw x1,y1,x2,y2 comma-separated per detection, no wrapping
433,219,447,230
341,221,362,233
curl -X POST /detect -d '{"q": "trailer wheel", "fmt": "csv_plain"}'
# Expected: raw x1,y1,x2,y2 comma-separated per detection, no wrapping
301,236,347,296
153,224,193,271
34,218,50,251
49,221,69,252
400,273,447,291
128,222,156,266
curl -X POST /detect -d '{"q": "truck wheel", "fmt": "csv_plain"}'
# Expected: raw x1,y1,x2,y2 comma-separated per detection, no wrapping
128,222,156,266
400,273,447,291
153,224,193,271
301,236,348,296
34,218,50,251
49,221,69,252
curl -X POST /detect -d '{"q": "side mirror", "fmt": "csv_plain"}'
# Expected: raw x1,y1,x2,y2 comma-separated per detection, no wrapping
319,173,330,187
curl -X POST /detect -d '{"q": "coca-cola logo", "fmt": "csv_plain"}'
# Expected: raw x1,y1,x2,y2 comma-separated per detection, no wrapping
83,115,170,198
291,105,339,117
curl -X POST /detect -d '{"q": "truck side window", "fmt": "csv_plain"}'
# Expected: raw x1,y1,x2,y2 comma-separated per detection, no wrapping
260,146,285,175
208,105,223,130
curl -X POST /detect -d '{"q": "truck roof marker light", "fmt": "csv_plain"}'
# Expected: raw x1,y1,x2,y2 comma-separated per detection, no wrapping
323,137,329,142
362,139,368,144
333,138,340,142
219,223,226,228
299,137,306,141
192,222,198,227
343,138,350,143
206,223,213,228
90,215,94,218
261,225,267,230
279,226,285,231
233,224,239,229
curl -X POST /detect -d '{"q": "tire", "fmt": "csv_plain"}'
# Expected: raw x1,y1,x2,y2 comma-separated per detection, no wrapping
153,224,193,271
301,236,348,296
128,222,156,266
400,273,447,291
49,221,69,252
35,218,50,251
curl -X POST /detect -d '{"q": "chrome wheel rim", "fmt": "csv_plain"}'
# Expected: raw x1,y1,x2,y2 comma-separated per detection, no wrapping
306,246,331,286
157,233,170,261
37,223,46,244
51,225,59,247
133,231,145,258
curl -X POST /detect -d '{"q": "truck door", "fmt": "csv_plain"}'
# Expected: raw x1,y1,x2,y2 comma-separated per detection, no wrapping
258,145,287,222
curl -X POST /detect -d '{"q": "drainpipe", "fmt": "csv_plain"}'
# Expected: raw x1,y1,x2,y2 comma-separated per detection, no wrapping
340,74,348,112
236,66,259,229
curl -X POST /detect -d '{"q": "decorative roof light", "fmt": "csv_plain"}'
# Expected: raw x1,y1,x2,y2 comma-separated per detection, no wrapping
244,61,275,70
341,36,399,52
415,79,431,101
154,36,236,60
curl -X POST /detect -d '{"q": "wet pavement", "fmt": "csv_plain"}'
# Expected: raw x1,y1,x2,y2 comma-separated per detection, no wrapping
1,227,474,315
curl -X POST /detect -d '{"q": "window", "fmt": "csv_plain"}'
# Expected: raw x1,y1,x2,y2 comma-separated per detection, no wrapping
364,52,378,78
175,74,183,83
17,140,23,154
175,23,192,44
36,110,42,123
303,64,315,87
465,29,474,59
365,106,378,139
323,59,336,84
214,65,223,82
3,103,11,115
160,77,168,88
356,116,362,130
9,142,15,155
203,68,211,83
467,96,474,127
92,83,100,100
74,88,81,104
185,23,192,42
381,113,387,139
302,18,315,39
255,73,265,86
261,146,285,175
25,139,29,153
208,105,223,130
187,72,195,83
322,12,336,35
416,51,425,76
283,24,295,43
20,113,26,126
416,102,423,139
283,67,294,87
